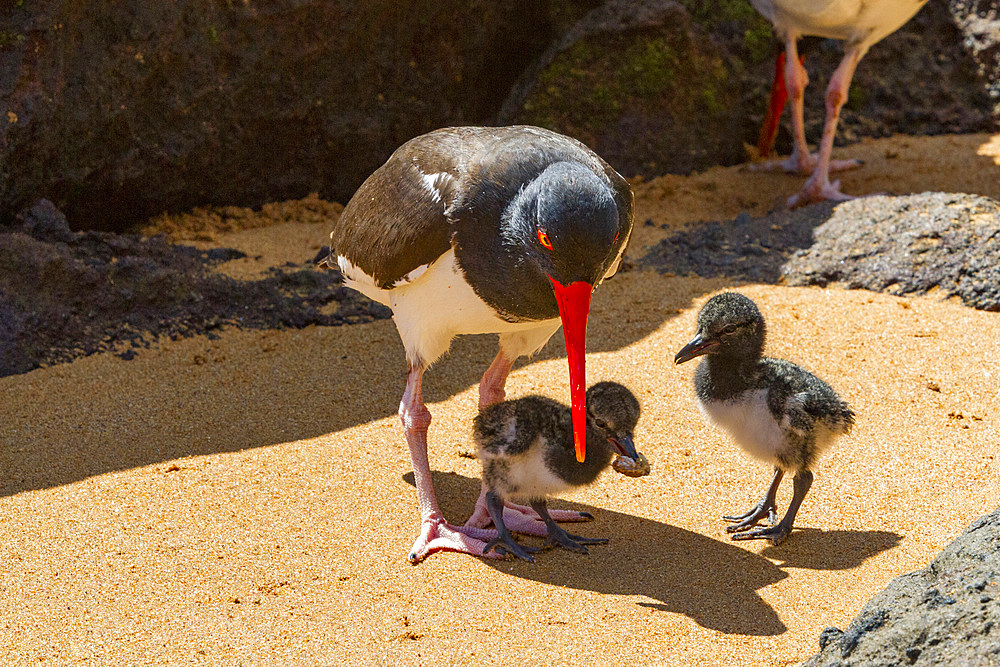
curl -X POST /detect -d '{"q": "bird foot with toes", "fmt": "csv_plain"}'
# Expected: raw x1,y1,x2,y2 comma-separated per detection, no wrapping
407,517,498,564
724,499,779,533
729,523,793,546
544,527,609,554
483,535,540,563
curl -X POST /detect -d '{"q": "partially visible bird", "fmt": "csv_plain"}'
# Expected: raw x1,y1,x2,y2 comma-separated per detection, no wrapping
327,126,633,563
473,381,645,562
674,292,855,545
751,0,929,207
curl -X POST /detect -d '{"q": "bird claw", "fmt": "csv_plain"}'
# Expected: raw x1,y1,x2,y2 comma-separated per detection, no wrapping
465,499,591,536
787,177,857,208
544,527,608,554
729,524,792,546
407,517,493,564
483,536,538,563
723,500,778,531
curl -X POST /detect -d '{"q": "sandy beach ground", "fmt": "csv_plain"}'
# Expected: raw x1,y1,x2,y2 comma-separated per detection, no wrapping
2,134,999,665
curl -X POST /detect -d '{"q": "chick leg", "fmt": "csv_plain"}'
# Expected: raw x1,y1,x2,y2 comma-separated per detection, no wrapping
466,344,591,530
482,491,540,562
732,470,813,545
725,467,783,532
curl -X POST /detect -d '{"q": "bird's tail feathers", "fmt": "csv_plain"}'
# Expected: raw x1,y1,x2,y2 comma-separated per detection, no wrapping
834,407,856,434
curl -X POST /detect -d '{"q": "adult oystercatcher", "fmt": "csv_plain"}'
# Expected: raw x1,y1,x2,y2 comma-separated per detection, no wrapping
327,126,633,563
473,381,645,562
675,293,855,545
751,0,928,207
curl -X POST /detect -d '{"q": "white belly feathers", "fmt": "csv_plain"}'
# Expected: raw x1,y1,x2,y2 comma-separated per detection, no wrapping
338,248,560,368
698,389,786,466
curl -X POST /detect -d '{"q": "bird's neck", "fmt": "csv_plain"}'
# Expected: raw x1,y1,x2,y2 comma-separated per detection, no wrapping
696,353,761,401
552,425,615,486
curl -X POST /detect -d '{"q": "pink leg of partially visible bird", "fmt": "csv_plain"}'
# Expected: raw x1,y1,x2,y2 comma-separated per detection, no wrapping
788,46,866,208
753,38,863,179
464,349,593,533
402,364,502,563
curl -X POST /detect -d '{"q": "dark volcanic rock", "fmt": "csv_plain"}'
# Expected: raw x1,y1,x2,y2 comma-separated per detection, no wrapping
950,0,1000,117
1,0,996,232
641,193,1000,312
0,203,390,377
501,0,775,177
0,0,551,231
803,507,1000,666
503,0,995,180
782,193,1000,312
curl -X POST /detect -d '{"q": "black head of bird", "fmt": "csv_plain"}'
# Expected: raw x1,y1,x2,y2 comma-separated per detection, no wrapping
501,162,628,462
586,381,641,461
674,292,766,365
503,162,623,287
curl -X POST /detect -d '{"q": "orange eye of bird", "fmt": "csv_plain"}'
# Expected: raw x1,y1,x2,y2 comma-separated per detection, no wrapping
537,230,553,250
614,230,620,243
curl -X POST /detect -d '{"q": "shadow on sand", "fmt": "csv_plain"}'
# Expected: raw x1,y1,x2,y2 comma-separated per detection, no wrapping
405,471,902,636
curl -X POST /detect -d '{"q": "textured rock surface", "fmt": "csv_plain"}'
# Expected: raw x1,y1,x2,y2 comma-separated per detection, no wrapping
0,200,388,377
503,0,995,179
803,507,1000,666
950,0,1000,116
782,193,1000,312
0,0,551,231
1,0,996,232
640,192,1000,312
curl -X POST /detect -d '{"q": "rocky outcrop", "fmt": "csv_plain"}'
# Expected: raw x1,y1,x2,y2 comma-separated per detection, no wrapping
782,193,1000,312
803,507,1000,666
640,192,1000,312
0,199,388,377
0,0,552,231
502,0,995,180
950,0,1000,116
0,1,996,232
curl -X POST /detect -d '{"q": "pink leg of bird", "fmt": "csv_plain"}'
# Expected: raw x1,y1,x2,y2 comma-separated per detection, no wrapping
402,364,503,563
477,349,515,410
464,349,593,533
753,38,863,179
788,46,866,208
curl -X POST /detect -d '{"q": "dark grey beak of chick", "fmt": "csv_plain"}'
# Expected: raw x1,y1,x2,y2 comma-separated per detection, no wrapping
674,332,718,365
608,432,639,460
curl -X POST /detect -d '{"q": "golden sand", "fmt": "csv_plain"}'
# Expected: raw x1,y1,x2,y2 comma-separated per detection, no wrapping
1,134,998,665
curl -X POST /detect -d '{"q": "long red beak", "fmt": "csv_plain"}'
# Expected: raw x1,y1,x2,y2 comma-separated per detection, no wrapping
551,277,593,463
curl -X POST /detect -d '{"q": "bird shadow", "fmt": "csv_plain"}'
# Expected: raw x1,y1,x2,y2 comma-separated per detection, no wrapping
759,527,903,571
407,470,792,636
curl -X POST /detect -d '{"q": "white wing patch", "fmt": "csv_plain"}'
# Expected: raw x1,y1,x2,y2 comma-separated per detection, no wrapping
392,263,429,288
420,172,448,203
411,159,453,206
335,255,391,307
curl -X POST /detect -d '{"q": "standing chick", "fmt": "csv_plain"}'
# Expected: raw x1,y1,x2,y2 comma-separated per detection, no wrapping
473,381,645,562
674,293,854,545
